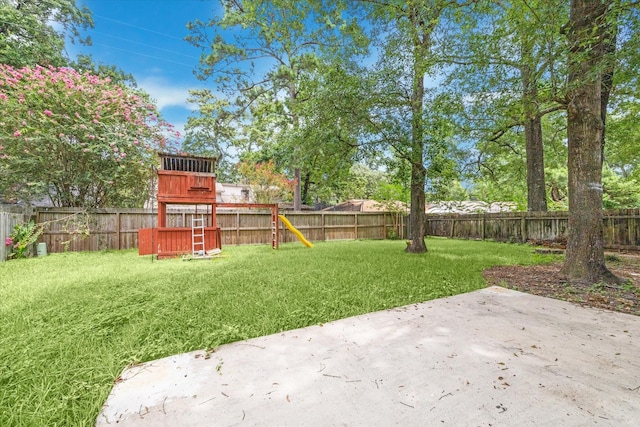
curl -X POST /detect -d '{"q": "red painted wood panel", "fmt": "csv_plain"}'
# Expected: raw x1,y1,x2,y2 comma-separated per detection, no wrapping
138,227,156,255
157,171,216,203
138,227,221,258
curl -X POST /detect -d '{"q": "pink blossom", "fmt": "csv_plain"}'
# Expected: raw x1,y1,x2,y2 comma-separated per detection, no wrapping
44,109,53,116
4,237,11,246
83,148,90,152
13,130,21,137
0,93,7,100
133,139,139,145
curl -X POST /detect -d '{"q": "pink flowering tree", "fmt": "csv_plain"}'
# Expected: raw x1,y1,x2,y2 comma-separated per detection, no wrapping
0,64,179,207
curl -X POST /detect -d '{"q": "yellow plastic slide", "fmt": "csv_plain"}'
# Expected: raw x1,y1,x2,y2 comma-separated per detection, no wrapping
278,215,313,247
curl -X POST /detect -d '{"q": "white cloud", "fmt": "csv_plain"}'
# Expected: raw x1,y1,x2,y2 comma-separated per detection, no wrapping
137,76,197,111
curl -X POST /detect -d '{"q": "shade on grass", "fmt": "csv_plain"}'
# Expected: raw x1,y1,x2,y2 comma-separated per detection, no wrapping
0,238,557,426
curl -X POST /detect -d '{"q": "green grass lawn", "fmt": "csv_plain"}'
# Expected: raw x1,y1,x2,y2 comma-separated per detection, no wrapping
0,238,557,426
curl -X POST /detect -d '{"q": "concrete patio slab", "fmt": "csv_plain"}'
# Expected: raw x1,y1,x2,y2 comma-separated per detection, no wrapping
96,286,640,426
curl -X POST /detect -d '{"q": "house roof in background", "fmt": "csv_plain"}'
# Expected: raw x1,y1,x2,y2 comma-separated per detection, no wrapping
323,199,408,212
426,201,517,214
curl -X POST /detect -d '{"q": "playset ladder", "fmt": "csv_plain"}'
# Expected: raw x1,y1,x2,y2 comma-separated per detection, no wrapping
271,209,278,249
192,215,206,257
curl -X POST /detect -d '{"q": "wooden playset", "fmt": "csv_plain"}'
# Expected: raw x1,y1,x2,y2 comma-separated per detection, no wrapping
138,153,280,259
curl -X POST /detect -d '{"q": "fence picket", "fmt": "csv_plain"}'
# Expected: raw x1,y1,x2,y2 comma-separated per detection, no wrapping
426,209,640,251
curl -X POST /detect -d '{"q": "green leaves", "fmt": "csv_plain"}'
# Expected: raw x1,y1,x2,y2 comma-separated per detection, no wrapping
0,65,178,207
185,1,370,206
6,221,43,259
0,0,93,68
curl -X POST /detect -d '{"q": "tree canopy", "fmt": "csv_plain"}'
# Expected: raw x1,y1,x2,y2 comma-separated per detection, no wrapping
0,64,179,207
185,0,368,208
0,0,93,67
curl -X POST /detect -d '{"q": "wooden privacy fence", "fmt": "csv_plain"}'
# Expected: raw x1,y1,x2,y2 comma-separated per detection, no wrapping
0,207,31,262
33,208,404,253
426,209,640,252
9,207,640,255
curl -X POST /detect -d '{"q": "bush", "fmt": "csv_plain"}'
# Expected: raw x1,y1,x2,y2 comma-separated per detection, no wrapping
6,221,42,259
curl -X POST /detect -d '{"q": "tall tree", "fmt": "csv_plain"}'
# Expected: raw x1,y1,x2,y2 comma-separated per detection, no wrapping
289,61,374,205
185,0,366,210
466,110,568,210
0,0,93,67
361,0,467,253
446,0,568,211
562,0,621,284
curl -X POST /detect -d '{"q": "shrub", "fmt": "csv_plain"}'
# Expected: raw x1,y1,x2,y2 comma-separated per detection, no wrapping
6,221,43,259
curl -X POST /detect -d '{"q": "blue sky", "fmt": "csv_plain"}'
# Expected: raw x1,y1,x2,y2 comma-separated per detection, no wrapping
69,0,220,137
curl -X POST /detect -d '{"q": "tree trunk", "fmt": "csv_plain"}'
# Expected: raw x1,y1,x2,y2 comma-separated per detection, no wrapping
406,160,427,253
406,61,427,253
301,170,311,206
521,59,547,212
562,0,619,285
406,77,427,253
405,3,431,254
599,8,618,166
293,168,301,211
524,115,547,212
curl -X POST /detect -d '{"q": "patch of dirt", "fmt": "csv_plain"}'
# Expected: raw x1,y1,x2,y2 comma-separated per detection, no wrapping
483,253,640,316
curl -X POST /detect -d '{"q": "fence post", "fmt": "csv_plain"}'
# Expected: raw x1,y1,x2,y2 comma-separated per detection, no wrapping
236,211,240,243
520,216,527,243
116,212,121,250
322,212,326,241
355,212,358,239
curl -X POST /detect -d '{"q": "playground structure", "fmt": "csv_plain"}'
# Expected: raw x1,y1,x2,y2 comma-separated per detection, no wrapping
138,153,312,259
